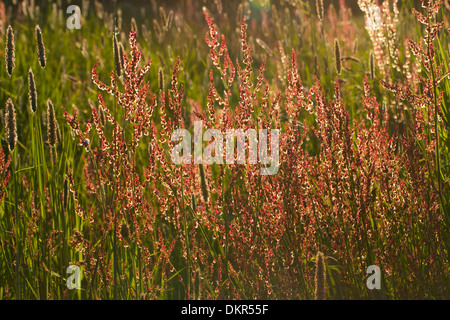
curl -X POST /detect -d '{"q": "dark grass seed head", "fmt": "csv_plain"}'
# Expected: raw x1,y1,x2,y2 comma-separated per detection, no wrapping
36,25,46,68
198,164,209,204
191,195,197,212
158,67,164,92
99,106,106,127
46,99,58,147
63,175,69,211
5,25,15,77
113,30,122,77
334,38,341,75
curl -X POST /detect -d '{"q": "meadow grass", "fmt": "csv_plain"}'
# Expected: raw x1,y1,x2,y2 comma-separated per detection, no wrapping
0,0,448,300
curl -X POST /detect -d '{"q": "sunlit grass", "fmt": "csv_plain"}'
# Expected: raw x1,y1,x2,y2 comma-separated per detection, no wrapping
0,0,448,300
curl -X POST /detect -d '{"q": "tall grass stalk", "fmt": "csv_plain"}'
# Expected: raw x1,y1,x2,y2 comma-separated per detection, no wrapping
426,8,443,214
12,149,20,299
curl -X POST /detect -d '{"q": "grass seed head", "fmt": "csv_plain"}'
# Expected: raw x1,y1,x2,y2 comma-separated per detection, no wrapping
63,175,69,211
166,10,173,30
5,98,17,152
5,25,15,77
153,18,162,43
334,38,341,75
256,38,273,57
99,105,106,127
28,68,37,113
36,25,46,68
158,66,164,92
118,41,125,72
314,252,326,300
316,0,324,21
113,30,122,77
46,99,58,148
237,3,243,25
198,164,209,204
159,6,167,29
191,195,197,212
353,39,358,54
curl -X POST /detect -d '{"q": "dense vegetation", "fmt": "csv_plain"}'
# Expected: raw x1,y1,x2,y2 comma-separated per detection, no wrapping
0,0,448,299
